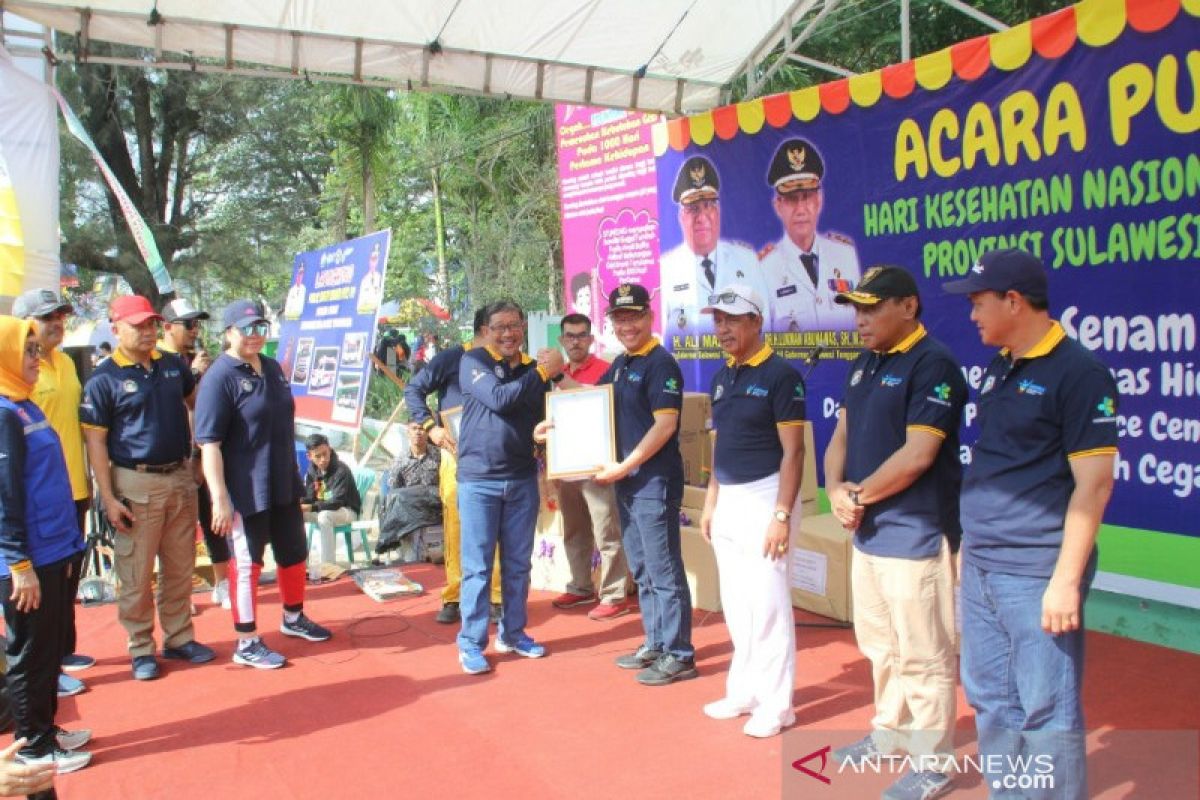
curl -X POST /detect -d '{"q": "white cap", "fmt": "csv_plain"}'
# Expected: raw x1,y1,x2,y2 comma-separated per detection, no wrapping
162,298,210,322
701,283,765,317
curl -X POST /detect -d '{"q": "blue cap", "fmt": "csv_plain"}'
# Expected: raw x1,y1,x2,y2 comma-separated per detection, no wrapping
942,248,1048,301
222,299,267,329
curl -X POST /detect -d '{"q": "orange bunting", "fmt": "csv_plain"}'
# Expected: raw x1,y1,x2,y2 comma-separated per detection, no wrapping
712,104,740,140
1127,0,1180,31
881,61,917,100
819,79,851,115
951,36,991,81
1032,6,1078,59
763,93,794,128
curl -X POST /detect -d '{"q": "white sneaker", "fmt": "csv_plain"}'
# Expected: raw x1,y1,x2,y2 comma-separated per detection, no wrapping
55,727,92,751
18,747,92,774
743,710,797,739
703,698,754,720
211,579,231,609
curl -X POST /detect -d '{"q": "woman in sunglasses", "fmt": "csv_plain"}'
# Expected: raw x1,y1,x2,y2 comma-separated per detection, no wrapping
0,315,90,774
194,300,332,670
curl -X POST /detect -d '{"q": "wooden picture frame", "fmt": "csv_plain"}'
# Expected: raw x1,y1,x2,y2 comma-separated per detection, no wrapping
439,405,463,443
545,384,616,480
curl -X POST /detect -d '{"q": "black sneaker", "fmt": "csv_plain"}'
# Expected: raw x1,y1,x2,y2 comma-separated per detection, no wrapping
615,644,663,670
280,613,332,642
636,653,699,686
18,747,92,774
489,603,502,624
436,602,461,624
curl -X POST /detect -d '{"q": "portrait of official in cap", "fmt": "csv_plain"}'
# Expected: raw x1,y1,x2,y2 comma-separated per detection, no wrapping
660,155,770,338
758,137,861,333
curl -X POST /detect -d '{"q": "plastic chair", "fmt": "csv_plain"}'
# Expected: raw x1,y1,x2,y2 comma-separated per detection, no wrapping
306,467,378,564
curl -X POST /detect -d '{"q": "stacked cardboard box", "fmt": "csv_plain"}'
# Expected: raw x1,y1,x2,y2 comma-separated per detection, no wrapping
790,512,853,622
679,392,712,487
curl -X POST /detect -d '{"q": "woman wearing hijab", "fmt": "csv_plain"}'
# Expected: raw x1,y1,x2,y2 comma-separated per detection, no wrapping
0,315,90,774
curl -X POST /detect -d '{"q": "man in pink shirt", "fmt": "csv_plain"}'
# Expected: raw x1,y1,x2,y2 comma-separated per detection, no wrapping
549,314,630,620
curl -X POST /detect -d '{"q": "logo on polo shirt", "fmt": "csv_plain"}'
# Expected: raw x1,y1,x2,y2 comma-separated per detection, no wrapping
663,377,681,395
625,371,643,384
850,369,864,386
713,384,725,401
1093,396,1118,423
745,384,768,398
981,375,996,394
240,378,253,392
123,379,138,393
471,367,487,384
793,382,805,401
927,382,953,407
880,374,903,388
494,365,505,378
1017,379,1046,396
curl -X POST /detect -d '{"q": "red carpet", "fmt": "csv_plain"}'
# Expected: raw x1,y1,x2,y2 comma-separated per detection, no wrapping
49,565,1200,798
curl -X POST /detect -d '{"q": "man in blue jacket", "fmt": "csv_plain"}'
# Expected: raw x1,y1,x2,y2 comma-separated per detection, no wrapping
454,300,563,675
403,307,501,624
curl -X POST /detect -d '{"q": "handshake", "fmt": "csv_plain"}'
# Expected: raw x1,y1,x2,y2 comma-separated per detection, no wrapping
536,347,565,379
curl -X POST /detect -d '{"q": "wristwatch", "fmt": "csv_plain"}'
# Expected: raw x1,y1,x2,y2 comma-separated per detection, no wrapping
849,490,864,507
551,373,565,384
773,509,791,523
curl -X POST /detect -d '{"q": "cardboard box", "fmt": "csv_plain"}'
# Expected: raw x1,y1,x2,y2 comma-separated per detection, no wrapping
799,421,818,503
680,524,722,612
530,506,602,594
679,392,712,487
790,512,853,622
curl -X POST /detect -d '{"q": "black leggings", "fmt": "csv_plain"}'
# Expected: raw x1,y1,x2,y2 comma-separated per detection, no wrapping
2,558,72,756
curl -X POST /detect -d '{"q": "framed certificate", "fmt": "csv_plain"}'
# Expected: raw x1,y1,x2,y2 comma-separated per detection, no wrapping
545,385,616,480
439,405,463,443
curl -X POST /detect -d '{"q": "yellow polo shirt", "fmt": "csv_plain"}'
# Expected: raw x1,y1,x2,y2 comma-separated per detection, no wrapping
31,349,89,501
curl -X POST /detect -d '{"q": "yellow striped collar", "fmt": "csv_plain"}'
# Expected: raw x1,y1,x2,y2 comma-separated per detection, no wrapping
887,324,926,354
725,342,773,367
1001,321,1066,361
627,336,660,358
113,348,162,367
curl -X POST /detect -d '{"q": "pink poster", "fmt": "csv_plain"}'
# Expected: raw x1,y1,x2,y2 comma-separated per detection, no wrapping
555,104,661,355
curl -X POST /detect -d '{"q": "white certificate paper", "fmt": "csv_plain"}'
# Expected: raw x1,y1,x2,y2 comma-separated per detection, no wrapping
546,385,616,480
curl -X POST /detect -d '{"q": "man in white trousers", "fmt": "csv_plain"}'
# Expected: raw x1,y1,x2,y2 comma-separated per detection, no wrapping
824,266,967,800
698,284,807,738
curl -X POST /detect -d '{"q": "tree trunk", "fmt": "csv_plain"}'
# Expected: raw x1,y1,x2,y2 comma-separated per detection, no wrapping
431,166,450,310
362,156,376,234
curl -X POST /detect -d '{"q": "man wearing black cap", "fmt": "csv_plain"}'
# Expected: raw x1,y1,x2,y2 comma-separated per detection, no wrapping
159,298,229,609
593,283,696,686
760,138,860,332
824,266,966,799
160,298,212,378
13,289,97,691
944,249,1118,800
660,156,766,335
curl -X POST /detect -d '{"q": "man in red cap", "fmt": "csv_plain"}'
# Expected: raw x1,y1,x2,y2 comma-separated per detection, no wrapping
81,296,215,681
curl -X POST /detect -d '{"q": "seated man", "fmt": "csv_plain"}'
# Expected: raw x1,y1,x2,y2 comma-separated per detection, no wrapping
301,434,362,582
377,422,442,558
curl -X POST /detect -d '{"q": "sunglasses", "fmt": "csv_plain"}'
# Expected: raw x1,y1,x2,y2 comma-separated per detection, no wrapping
174,319,201,331
708,291,761,317
237,321,270,337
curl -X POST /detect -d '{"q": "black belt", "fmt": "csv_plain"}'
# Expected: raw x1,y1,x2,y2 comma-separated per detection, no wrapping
113,460,187,474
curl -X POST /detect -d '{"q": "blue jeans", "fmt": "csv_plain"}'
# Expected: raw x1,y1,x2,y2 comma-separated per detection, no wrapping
456,477,540,654
960,560,1089,800
616,488,693,661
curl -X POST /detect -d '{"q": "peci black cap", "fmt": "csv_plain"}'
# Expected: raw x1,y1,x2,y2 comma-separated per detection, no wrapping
672,156,720,205
766,138,824,194
606,283,651,314
943,248,1048,301
835,265,919,306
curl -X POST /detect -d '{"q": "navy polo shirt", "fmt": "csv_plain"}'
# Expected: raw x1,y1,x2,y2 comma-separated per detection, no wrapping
194,353,303,517
598,338,685,499
710,344,806,485
961,322,1119,578
456,346,549,482
403,345,465,428
841,326,967,559
81,349,194,466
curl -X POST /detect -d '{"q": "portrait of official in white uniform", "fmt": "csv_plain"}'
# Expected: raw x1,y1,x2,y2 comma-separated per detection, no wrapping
759,138,861,333
660,156,769,337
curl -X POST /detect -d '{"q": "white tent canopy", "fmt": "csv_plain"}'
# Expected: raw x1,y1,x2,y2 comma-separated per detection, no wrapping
5,0,822,114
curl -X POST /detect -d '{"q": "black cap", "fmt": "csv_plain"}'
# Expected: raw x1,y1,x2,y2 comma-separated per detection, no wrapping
943,248,1048,301
767,138,824,194
606,283,651,314
222,299,267,329
672,156,719,205
835,265,919,306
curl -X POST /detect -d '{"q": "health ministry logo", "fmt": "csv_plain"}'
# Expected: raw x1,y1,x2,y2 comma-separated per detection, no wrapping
1096,396,1115,417
933,383,951,401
